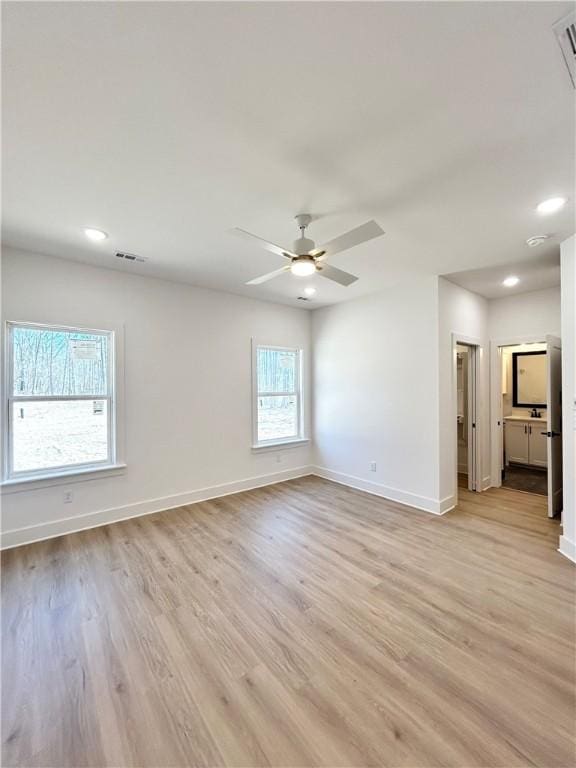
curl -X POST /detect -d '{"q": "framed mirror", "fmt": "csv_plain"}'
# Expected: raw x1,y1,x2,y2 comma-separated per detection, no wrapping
512,351,546,407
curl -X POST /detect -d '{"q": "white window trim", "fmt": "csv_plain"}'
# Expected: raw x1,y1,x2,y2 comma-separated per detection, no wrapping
2,320,125,486
0,463,127,494
251,438,309,452
251,341,307,449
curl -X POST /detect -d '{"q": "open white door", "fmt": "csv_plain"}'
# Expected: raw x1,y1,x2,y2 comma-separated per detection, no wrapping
497,347,504,484
545,335,563,517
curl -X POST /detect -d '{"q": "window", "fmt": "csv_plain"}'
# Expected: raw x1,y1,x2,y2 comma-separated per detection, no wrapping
5,322,116,481
253,344,304,447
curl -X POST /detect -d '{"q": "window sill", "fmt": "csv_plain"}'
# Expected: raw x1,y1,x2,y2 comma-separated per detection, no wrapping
1,463,127,494
251,438,309,452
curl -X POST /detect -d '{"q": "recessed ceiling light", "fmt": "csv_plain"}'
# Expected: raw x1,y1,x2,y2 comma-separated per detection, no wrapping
84,227,108,242
290,259,316,277
502,275,520,287
526,235,549,247
304,286,316,296
536,197,567,215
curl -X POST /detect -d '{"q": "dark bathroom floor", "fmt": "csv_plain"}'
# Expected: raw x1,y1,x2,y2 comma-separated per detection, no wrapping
502,465,547,496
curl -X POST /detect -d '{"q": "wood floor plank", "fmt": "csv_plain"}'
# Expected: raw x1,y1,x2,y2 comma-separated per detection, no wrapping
2,476,575,767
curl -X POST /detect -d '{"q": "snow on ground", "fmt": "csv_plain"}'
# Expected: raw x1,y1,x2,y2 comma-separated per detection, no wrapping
257,402,298,441
13,400,108,472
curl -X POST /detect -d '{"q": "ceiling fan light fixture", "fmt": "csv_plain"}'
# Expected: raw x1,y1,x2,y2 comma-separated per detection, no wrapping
232,214,382,287
291,258,316,277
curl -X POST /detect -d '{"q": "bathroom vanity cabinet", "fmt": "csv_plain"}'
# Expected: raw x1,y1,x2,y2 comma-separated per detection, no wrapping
504,417,547,468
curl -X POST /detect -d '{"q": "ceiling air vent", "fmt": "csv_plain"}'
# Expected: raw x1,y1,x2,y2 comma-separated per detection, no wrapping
115,251,147,263
553,11,576,88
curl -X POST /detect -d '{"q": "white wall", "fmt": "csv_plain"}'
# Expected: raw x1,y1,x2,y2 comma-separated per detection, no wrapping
312,278,442,512
1,247,312,547
488,286,561,340
3,246,572,552
439,284,563,505
560,235,575,563
438,279,489,504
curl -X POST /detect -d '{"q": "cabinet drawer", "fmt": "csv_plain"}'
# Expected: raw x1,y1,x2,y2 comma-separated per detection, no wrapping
505,421,529,464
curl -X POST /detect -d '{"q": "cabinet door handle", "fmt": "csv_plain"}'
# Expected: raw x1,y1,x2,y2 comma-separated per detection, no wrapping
524,424,527,434
529,425,532,435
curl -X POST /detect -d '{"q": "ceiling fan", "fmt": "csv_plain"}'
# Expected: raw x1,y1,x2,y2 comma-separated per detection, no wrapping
231,214,385,287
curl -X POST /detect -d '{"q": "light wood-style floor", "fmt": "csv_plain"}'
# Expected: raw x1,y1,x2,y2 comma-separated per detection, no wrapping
2,476,575,767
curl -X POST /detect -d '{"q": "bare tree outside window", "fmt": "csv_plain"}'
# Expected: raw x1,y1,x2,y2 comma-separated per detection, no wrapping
255,346,302,444
6,324,114,478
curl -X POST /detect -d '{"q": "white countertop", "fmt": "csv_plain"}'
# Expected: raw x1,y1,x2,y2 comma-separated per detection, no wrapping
504,415,546,423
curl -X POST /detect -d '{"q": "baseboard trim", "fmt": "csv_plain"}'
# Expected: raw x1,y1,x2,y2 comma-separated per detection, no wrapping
312,466,448,515
1,464,459,549
558,535,576,564
481,475,492,491
1,466,314,550
439,494,456,514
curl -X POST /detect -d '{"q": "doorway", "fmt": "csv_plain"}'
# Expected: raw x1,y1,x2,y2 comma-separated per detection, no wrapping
453,336,481,502
491,335,563,517
457,345,474,490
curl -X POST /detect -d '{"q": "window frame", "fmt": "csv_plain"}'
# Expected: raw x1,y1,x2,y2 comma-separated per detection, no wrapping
251,342,306,449
4,321,117,482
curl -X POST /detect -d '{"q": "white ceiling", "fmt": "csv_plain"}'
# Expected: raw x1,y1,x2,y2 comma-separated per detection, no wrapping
443,250,561,299
2,2,575,309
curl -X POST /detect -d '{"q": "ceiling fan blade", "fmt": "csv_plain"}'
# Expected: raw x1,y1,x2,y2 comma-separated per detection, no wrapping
246,266,291,285
311,220,384,258
230,228,297,259
316,263,358,286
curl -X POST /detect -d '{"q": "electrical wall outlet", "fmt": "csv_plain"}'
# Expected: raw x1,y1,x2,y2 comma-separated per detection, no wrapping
369,462,377,472
63,490,73,504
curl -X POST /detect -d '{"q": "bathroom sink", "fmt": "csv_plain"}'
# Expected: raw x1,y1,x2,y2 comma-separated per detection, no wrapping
504,415,546,422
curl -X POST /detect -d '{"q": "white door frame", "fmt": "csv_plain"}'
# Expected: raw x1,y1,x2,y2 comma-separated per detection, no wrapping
451,333,483,504
489,334,547,488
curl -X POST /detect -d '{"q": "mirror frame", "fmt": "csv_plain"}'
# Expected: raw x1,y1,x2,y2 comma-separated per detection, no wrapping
512,350,546,408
